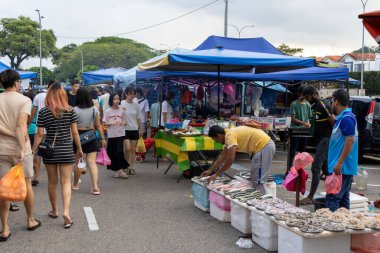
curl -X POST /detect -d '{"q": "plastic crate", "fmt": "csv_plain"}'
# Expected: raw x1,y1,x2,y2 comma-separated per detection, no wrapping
231,202,251,234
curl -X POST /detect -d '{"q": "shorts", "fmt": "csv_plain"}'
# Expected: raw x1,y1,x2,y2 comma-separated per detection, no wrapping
125,130,139,141
0,153,34,178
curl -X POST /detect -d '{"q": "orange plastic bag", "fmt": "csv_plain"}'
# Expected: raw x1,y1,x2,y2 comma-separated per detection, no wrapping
0,163,27,201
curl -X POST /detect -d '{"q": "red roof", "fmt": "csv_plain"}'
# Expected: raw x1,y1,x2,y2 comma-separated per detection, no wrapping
315,57,323,62
324,55,342,62
347,53,376,61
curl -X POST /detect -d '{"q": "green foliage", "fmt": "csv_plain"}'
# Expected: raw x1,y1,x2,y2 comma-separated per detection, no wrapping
0,16,56,69
53,37,158,81
351,46,379,54
276,43,303,56
28,66,54,85
349,71,380,95
76,65,100,80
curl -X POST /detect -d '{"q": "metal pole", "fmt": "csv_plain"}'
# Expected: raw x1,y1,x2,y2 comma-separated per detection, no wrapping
224,0,228,37
228,24,255,38
217,65,221,117
35,10,43,90
360,0,368,96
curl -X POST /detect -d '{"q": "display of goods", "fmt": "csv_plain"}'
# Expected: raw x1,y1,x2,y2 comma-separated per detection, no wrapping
285,218,307,227
347,218,366,230
294,212,313,220
315,208,333,218
366,218,380,230
300,225,324,233
323,222,346,232
274,213,291,221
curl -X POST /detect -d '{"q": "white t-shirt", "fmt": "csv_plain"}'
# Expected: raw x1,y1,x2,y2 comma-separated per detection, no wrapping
33,92,47,133
120,100,141,131
133,97,150,123
101,93,110,113
160,100,173,126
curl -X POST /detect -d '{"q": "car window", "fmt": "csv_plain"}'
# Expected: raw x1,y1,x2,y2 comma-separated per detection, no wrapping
351,101,369,129
374,102,380,116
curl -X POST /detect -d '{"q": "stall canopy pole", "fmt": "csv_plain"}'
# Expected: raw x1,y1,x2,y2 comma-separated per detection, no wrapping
241,83,246,116
217,65,221,118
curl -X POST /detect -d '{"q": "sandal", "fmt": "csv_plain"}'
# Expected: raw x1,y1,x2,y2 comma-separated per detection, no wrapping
27,219,42,231
9,203,19,212
114,171,128,179
48,211,58,219
299,197,314,206
0,233,11,242
64,222,74,229
31,180,39,186
128,168,136,175
91,189,101,195
72,184,79,190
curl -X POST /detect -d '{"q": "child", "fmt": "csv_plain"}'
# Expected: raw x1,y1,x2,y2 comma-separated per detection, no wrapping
102,93,129,179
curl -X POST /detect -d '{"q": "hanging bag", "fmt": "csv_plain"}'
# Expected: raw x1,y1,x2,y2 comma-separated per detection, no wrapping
80,108,98,145
0,163,27,201
136,137,146,153
325,173,342,194
38,111,63,158
96,147,111,166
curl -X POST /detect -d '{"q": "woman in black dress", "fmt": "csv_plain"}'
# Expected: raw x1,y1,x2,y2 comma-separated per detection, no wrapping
32,83,83,229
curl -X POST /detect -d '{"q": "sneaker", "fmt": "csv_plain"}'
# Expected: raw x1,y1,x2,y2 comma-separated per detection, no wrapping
114,171,120,178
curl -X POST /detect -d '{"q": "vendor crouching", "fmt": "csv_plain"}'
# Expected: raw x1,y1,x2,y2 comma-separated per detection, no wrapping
203,125,275,194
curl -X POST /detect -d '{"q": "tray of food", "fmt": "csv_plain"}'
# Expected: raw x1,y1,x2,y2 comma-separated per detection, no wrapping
286,218,307,228
315,208,333,218
274,213,292,221
295,212,313,220
265,208,285,216
300,225,324,234
323,222,346,232
347,218,366,230
366,218,380,230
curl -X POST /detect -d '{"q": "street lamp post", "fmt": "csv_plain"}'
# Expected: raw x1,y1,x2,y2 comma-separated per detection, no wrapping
35,10,44,90
360,0,369,95
159,43,180,52
227,24,255,38
77,48,83,73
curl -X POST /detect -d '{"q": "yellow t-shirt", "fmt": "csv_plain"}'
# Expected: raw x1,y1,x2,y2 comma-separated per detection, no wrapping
225,126,270,153
0,91,32,156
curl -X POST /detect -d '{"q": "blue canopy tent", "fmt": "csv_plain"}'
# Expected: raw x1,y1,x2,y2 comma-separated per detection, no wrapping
0,61,37,79
82,67,127,85
113,66,138,89
194,35,283,55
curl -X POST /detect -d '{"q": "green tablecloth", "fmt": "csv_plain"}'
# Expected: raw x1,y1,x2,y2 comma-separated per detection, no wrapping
155,131,223,171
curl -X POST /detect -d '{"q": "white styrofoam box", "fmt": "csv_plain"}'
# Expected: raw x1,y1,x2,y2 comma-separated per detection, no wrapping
278,226,350,253
194,199,209,213
231,202,251,234
319,192,368,204
210,201,231,222
250,211,278,252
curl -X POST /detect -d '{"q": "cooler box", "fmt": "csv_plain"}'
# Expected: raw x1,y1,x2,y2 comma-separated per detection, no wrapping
351,233,380,253
165,123,183,129
231,202,251,234
250,211,278,252
191,183,210,212
278,226,350,253
209,191,231,222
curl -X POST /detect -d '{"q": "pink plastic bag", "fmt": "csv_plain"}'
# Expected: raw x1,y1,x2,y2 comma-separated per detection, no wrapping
282,152,313,194
96,147,111,166
209,191,231,211
325,173,342,194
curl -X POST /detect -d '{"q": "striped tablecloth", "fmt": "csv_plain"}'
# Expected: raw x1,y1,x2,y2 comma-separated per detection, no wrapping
155,130,223,171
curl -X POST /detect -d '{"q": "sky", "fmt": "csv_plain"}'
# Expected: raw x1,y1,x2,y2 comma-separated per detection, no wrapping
0,0,379,70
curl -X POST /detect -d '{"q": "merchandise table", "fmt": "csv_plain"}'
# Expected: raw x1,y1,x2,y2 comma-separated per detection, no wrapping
155,130,223,181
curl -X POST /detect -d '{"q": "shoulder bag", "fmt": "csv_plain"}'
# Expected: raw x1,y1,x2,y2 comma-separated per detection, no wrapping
79,108,98,146
38,111,63,159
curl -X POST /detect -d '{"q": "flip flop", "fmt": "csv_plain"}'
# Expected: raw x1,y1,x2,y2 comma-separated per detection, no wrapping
48,211,58,219
64,222,74,229
27,219,42,231
72,185,79,190
9,203,19,212
31,180,39,186
128,168,136,175
91,189,101,195
0,233,11,242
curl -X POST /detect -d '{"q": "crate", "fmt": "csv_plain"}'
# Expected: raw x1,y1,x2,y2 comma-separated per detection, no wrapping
278,226,350,253
251,211,278,252
231,202,251,234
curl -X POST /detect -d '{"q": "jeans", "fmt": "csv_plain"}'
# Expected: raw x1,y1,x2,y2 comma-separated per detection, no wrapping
325,174,353,212
289,137,308,167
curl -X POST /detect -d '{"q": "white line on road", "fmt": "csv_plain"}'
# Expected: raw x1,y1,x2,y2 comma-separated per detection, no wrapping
83,207,99,231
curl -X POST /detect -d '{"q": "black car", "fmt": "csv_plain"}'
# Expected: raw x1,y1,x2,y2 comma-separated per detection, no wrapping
350,96,380,161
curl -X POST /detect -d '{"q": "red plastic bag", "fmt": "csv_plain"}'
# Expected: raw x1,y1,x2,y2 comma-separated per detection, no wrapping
325,173,342,194
0,163,27,201
96,147,111,166
282,152,313,194
293,152,314,169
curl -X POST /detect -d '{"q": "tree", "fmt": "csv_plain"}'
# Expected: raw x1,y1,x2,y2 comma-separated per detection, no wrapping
28,66,54,85
53,37,158,81
0,16,57,69
351,45,379,54
76,65,100,80
277,43,303,56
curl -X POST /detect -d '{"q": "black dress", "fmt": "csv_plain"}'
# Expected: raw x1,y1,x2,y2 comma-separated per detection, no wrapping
37,108,78,164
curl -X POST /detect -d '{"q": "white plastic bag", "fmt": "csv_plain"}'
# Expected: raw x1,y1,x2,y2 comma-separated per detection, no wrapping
235,238,254,249
78,156,86,170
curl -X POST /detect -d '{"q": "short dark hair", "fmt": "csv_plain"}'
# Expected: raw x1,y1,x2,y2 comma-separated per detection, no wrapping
302,86,318,97
108,92,119,107
89,88,99,100
134,88,143,95
0,69,20,89
23,90,35,101
208,125,225,138
76,88,94,109
165,91,174,101
297,85,305,95
332,89,350,107
47,79,58,88
70,80,80,86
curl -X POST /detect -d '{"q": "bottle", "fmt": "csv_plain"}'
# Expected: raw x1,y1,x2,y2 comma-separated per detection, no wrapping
356,167,368,191
368,201,375,213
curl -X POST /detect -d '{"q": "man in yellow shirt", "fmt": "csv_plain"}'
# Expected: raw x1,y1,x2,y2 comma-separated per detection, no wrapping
203,125,276,193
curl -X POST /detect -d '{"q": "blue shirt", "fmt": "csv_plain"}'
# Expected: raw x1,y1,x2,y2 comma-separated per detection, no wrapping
328,108,358,176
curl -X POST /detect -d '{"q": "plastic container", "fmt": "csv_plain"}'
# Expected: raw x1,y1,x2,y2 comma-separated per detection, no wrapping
250,210,278,252
191,183,210,212
264,181,277,197
369,201,375,213
230,202,251,234
278,226,350,253
164,123,183,129
209,191,231,222
356,166,368,190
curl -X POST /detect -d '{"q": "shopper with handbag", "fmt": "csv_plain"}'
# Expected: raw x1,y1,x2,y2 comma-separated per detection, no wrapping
72,88,106,195
0,69,41,241
32,83,83,229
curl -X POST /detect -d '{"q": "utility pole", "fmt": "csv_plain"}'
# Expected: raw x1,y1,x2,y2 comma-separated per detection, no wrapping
35,9,44,90
224,0,228,37
360,0,368,95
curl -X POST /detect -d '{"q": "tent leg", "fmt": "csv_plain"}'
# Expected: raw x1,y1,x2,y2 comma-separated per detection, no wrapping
217,65,221,118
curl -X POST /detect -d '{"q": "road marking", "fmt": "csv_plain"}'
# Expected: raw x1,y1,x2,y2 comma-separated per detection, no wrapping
83,207,99,231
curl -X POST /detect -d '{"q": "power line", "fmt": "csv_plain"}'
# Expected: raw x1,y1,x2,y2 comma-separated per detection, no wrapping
56,0,220,40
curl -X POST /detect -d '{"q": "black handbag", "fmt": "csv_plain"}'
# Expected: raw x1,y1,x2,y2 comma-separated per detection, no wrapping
38,111,63,159
79,108,98,146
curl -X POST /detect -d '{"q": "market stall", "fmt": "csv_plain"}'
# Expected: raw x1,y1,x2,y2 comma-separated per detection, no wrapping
81,67,127,85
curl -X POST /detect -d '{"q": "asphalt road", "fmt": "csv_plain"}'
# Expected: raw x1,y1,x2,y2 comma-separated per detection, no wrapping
1,148,379,253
